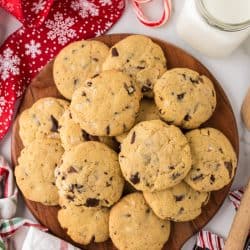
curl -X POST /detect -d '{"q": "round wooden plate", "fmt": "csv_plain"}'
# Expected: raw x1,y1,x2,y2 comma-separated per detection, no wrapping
11,34,239,250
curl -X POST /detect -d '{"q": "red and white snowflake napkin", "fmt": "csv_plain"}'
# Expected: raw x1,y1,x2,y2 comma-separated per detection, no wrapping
0,0,125,140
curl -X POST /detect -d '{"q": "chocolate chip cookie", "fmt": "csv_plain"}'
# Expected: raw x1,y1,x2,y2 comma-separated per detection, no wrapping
109,193,170,250
143,182,209,221
103,35,167,97
119,120,192,191
58,202,109,245
70,70,141,136
19,97,69,146
185,128,237,191
15,139,64,205
55,141,124,208
154,68,216,129
53,40,109,99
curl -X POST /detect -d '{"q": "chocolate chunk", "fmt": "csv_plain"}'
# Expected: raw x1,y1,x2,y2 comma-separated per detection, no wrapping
88,135,99,141
51,182,55,186
179,207,184,213
137,66,145,70
109,176,113,181
68,166,78,173
92,73,99,78
224,161,233,178
81,91,86,96
141,85,151,93
104,171,108,175
69,112,72,119
90,236,95,243
106,182,111,187
66,195,74,201
126,59,130,63
87,81,92,86
171,172,181,180
130,172,140,184
73,79,79,85
159,96,163,101
177,92,186,100
146,208,150,214
130,131,136,144
184,114,191,121
174,195,185,202
125,214,131,217
190,77,199,84
104,199,109,204
161,225,165,228
212,90,215,97
82,130,89,140
168,165,175,170
50,115,59,132
219,148,223,154
74,184,83,189
92,58,98,62
85,198,100,207
210,174,215,183
111,47,119,57
106,125,110,135
192,174,204,181
124,83,135,95
182,73,186,80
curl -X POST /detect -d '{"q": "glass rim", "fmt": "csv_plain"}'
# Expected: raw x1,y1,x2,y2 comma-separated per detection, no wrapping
195,0,250,32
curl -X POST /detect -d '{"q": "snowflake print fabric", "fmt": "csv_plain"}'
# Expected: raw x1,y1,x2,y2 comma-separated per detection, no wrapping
0,0,125,140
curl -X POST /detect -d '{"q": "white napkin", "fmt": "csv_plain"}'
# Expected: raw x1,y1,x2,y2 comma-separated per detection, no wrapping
22,227,80,250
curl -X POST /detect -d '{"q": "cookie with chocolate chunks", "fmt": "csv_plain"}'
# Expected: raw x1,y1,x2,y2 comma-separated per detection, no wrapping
119,120,192,191
109,193,170,250
154,68,216,129
185,128,237,192
55,141,124,208
15,139,64,205
70,70,141,136
53,40,109,100
19,97,69,146
103,35,167,98
58,200,109,245
143,181,209,221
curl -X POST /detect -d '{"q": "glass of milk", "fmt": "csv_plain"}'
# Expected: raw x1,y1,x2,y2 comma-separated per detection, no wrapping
177,0,250,58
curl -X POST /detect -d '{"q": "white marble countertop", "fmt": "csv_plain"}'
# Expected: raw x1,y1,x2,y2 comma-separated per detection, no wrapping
0,0,250,249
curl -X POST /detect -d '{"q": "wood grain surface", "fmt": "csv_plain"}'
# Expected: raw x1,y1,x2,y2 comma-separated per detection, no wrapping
11,34,239,250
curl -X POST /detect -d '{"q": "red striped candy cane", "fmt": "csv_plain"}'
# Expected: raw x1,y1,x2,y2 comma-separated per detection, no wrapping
131,0,172,27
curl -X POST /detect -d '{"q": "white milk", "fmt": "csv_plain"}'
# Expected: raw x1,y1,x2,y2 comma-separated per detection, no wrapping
177,0,250,58
203,0,250,24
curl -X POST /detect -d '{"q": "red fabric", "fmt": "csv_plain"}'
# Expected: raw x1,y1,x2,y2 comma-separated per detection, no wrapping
0,0,125,140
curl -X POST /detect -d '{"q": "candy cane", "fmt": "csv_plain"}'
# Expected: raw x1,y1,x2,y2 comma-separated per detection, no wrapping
131,0,172,28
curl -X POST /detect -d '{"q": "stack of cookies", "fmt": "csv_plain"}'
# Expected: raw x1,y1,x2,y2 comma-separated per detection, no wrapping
15,35,237,250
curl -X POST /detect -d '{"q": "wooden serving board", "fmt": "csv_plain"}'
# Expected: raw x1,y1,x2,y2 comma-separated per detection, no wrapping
11,34,239,250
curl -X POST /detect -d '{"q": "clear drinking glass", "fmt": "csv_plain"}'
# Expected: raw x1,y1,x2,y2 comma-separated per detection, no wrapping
177,0,250,57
